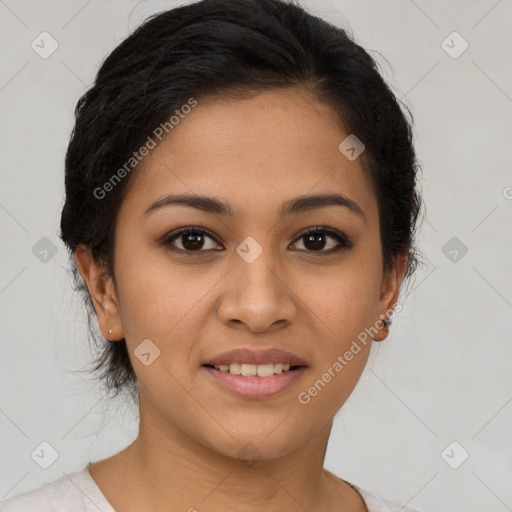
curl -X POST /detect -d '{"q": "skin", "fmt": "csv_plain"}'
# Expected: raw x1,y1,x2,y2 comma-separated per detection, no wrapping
76,87,407,512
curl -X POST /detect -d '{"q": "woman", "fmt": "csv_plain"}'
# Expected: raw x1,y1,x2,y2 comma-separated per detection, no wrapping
2,0,423,510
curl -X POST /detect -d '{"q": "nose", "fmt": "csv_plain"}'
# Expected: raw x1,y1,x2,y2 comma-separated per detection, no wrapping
217,248,298,334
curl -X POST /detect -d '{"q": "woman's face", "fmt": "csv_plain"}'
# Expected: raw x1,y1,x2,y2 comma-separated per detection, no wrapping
80,88,404,461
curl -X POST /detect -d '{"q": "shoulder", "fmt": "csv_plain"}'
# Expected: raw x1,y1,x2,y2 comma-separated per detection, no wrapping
347,481,420,512
0,466,114,512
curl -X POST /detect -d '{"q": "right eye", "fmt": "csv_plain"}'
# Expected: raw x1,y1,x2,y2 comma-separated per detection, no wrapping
160,227,224,253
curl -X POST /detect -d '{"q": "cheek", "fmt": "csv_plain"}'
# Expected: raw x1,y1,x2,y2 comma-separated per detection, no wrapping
296,259,382,344
113,248,231,390
113,260,207,399
114,240,209,336
292,267,379,417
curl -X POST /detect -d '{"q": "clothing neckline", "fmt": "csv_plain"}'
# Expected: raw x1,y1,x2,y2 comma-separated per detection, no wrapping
72,462,117,512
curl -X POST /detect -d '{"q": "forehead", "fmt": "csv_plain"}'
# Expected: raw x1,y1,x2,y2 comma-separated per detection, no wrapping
119,88,377,222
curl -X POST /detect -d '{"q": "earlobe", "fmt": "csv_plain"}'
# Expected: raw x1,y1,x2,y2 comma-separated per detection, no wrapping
373,253,408,342
75,245,123,341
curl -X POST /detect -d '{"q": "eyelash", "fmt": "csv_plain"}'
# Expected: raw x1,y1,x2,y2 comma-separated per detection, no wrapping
160,226,354,255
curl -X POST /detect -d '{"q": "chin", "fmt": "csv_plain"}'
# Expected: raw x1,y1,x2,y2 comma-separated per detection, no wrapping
198,422,315,464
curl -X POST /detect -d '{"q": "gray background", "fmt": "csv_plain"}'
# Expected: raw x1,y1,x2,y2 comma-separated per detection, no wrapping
1,1,511,510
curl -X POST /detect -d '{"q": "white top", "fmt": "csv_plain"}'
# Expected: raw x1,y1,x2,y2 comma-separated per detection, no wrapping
0,464,419,512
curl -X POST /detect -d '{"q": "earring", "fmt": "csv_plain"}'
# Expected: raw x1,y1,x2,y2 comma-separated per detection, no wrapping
382,317,392,327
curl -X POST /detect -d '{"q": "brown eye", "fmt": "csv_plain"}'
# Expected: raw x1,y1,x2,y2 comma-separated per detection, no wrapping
290,227,353,254
161,227,223,252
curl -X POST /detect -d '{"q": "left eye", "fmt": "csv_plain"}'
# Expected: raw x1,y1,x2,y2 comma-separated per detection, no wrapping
161,226,353,254
290,227,353,254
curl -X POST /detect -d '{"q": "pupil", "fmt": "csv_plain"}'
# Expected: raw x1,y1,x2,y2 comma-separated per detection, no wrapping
304,232,325,251
183,232,204,250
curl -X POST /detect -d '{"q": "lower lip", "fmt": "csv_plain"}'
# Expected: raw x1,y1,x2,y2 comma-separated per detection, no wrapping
202,366,307,398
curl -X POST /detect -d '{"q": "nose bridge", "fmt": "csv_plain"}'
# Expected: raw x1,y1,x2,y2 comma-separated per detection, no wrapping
218,235,296,331
234,236,283,300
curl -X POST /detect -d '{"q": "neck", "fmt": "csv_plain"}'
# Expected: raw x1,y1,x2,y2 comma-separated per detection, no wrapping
92,392,365,512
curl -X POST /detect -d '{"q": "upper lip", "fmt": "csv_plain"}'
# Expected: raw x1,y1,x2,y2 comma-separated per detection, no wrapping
203,348,308,367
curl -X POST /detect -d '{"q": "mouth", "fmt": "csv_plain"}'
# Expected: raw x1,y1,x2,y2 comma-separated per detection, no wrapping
201,348,308,398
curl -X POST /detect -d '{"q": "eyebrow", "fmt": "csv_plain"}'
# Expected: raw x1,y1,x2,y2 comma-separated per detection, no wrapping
143,192,365,221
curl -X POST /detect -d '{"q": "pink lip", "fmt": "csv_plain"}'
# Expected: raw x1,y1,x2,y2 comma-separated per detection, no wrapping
203,348,308,367
202,366,307,399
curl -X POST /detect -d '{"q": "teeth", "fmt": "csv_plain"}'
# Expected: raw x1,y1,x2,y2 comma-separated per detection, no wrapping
240,364,257,376
229,363,240,374
256,363,274,377
213,362,294,377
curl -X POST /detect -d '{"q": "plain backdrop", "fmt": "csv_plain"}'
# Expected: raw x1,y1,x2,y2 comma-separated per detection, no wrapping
1,1,511,511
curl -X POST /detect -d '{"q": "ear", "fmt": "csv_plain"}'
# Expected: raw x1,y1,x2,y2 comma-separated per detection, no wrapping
75,244,124,341
372,252,408,342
